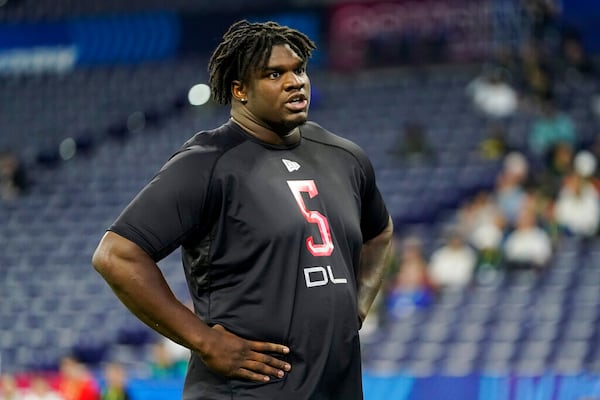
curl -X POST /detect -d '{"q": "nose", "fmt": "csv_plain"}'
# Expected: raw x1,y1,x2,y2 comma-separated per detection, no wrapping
284,71,305,90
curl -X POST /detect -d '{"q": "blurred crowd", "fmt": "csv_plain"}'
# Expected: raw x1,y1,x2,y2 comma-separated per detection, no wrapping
0,151,28,201
376,144,600,328
376,0,600,328
0,339,189,399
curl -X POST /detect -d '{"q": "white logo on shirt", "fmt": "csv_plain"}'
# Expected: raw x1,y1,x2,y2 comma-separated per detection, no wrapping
304,265,348,288
282,159,301,172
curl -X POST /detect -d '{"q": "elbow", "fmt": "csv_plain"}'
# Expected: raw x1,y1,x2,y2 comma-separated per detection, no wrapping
91,232,153,280
92,242,111,276
92,232,121,277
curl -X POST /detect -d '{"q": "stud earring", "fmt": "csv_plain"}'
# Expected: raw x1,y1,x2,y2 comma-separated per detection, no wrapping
240,98,247,104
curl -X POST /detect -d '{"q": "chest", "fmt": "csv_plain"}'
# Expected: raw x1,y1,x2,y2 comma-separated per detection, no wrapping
215,143,363,252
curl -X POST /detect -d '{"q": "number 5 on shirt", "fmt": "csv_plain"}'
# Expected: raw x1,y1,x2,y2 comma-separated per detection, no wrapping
287,180,334,257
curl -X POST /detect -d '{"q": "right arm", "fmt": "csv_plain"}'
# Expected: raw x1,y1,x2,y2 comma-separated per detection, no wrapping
92,231,291,382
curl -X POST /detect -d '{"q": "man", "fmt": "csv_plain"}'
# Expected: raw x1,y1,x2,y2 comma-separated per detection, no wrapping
92,20,393,399
57,356,100,400
101,362,131,400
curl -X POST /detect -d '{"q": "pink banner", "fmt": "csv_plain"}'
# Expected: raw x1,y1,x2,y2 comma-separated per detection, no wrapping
327,0,493,70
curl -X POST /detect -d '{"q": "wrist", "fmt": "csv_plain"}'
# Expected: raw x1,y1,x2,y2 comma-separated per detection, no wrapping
192,324,216,357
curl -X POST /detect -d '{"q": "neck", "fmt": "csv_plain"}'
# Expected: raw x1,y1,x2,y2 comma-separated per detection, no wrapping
230,114,301,146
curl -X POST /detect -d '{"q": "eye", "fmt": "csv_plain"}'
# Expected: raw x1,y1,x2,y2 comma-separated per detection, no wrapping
295,67,306,75
268,71,281,79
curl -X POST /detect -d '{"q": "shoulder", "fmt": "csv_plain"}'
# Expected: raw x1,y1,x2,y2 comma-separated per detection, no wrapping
178,122,244,157
301,121,371,166
164,122,245,171
301,121,362,151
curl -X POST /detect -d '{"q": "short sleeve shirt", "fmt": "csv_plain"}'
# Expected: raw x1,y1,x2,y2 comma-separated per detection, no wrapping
110,120,390,400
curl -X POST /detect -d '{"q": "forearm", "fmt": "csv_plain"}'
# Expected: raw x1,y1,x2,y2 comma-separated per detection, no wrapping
92,232,212,354
357,217,394,322
93,232,292,382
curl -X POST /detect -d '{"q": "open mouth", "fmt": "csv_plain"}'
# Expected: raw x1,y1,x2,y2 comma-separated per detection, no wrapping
286,95,308,111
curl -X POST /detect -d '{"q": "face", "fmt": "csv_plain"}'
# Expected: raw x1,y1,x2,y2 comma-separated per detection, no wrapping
517,210,535,229
105,364,126,386
242,44,311,135
60,357,81,379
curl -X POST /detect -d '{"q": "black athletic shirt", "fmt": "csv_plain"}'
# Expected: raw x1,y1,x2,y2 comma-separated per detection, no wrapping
110,120,390,400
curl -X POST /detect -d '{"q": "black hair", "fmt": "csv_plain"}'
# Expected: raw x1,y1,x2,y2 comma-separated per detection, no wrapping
208,20,316,105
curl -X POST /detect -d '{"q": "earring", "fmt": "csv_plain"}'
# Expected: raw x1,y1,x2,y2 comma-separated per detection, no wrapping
240,98,247,104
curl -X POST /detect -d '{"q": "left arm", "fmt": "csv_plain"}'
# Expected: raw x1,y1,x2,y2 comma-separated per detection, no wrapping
357,216,394,324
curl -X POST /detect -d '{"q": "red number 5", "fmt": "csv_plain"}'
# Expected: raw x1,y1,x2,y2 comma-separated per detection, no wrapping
287,180,334,257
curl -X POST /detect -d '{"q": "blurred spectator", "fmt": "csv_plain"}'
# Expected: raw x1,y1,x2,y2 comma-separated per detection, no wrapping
428,228,477,289
384,237,435,321
457,191,505,285
101,363,130,400
518,41,555,106
0,374,21,399
504,208,552,270
489,45,521,86
0,151,29,200
467,70,518,119
537,142,574,198
478,123,512,161
554,151,600,238
559,35,597,82
528,98,576,159
149,340,188,379
23,376,63,400
522,0,561,39
57,356,100,400
523,187,559,242
472,228,505,286
495,152,530,227
458,191,505,251
390,121,435,165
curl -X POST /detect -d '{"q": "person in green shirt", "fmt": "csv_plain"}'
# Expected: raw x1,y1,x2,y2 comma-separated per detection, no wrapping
101,363,130,400
149,341,188,379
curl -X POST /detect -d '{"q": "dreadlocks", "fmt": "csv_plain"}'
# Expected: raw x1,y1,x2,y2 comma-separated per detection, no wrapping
208,20,317,105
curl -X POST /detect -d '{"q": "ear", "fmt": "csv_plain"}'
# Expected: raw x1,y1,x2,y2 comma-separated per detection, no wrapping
231,80,248,103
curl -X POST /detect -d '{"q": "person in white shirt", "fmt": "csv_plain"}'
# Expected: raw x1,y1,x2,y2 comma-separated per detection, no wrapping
554,151,600,237
21,377,63,400
467,70,518,119
504,209,552,268
429,229,477,288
